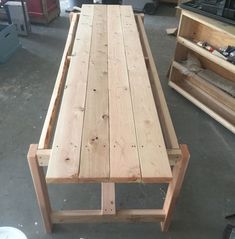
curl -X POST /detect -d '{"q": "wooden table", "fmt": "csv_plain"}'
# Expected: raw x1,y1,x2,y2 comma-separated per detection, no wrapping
27,5,189,233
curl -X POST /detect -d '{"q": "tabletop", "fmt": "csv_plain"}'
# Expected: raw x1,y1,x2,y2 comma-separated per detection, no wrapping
46,4,172,184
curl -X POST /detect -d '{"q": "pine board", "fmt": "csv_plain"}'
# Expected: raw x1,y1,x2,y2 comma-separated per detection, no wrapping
46,5,172,183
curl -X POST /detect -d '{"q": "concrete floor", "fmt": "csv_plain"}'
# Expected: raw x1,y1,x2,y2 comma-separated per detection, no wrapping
0,3,235,239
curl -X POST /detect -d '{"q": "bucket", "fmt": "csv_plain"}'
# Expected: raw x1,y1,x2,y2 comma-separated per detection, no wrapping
0,227,27,239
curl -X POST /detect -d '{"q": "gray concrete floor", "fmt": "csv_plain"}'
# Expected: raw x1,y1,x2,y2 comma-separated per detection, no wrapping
0,3,235,239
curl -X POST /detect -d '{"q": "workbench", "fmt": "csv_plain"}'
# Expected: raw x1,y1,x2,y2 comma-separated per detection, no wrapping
27,5,189,233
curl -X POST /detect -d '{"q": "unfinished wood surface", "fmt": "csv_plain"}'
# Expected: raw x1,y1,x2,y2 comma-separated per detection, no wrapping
51,209,165,223
177,36,235,75
161,144,189,232
29,9,188,233
169,77,235,134
37,148,181,167
102,183,116,215
46,5,94,183
79,5,109,181
174,43,235,83
172,61,235,111
182,9,235,36
135,15,179,150
38,13,79,149
193,22,234,49
27,144,52,233
107,5,141,182
36,149,51,166
178,14,235,49
45,6,175,183
178,15,200,39
120,6,172,182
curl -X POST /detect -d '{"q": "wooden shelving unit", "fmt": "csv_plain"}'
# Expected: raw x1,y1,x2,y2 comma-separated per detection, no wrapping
169,9,235,134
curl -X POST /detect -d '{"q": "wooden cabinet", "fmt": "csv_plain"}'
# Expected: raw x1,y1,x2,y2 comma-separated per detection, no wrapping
169,9,235,133
0,0,60,24
27,0,60,24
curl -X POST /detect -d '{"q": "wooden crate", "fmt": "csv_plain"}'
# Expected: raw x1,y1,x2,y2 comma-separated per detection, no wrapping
169,9,235,133
0,0,60,24
27,6,189,233
28,0,60,24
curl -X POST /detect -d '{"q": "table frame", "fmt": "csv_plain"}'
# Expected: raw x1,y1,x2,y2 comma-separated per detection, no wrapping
27,13,189,233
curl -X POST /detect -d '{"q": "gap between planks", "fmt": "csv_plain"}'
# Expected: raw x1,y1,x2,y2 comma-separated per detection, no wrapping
43,6,180,181
120,6,172,183
135,14,179,150
46,5,95,181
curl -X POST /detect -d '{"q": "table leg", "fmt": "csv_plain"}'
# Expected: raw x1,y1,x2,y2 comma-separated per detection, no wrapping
27,144,52,233
101,183,116,215
161,144,190,232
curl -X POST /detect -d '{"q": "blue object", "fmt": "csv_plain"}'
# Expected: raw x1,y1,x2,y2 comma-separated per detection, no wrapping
0,24,21,63
231,229,235,239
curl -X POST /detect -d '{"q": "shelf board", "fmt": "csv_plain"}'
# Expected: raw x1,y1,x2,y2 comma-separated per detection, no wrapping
169,68,235,134
177,36,235,75
172,61,235,111
181,10,235,37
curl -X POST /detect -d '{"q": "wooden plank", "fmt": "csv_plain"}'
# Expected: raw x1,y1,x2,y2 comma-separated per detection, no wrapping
174,43,235,83
184,81,235,120
182,9,235,36
178,15,200,40
178,36,235,75
161,144,189,232
36,149,51,166
167,149,182,166
194,23,234,50
102,183,116,215
27,145,52,233
172,61,235,111
79,5,109,180
108,5,141,182
46,5,94,183
135,15,179,150
51,209,165,223
37,148,181,167
38,13,79,149
170,66,235,125
120,6,172,183
169,78,235,134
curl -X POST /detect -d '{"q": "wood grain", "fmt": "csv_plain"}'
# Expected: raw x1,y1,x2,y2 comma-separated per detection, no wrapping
28,144,52,233
108,5,141,182
161,144,189,232
79,5,109,180
120,6,172,182
135,15,179,150
38,13,79,149
51,209,165,223
46,5,94,183
169,77,235,134
102,183,116,215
